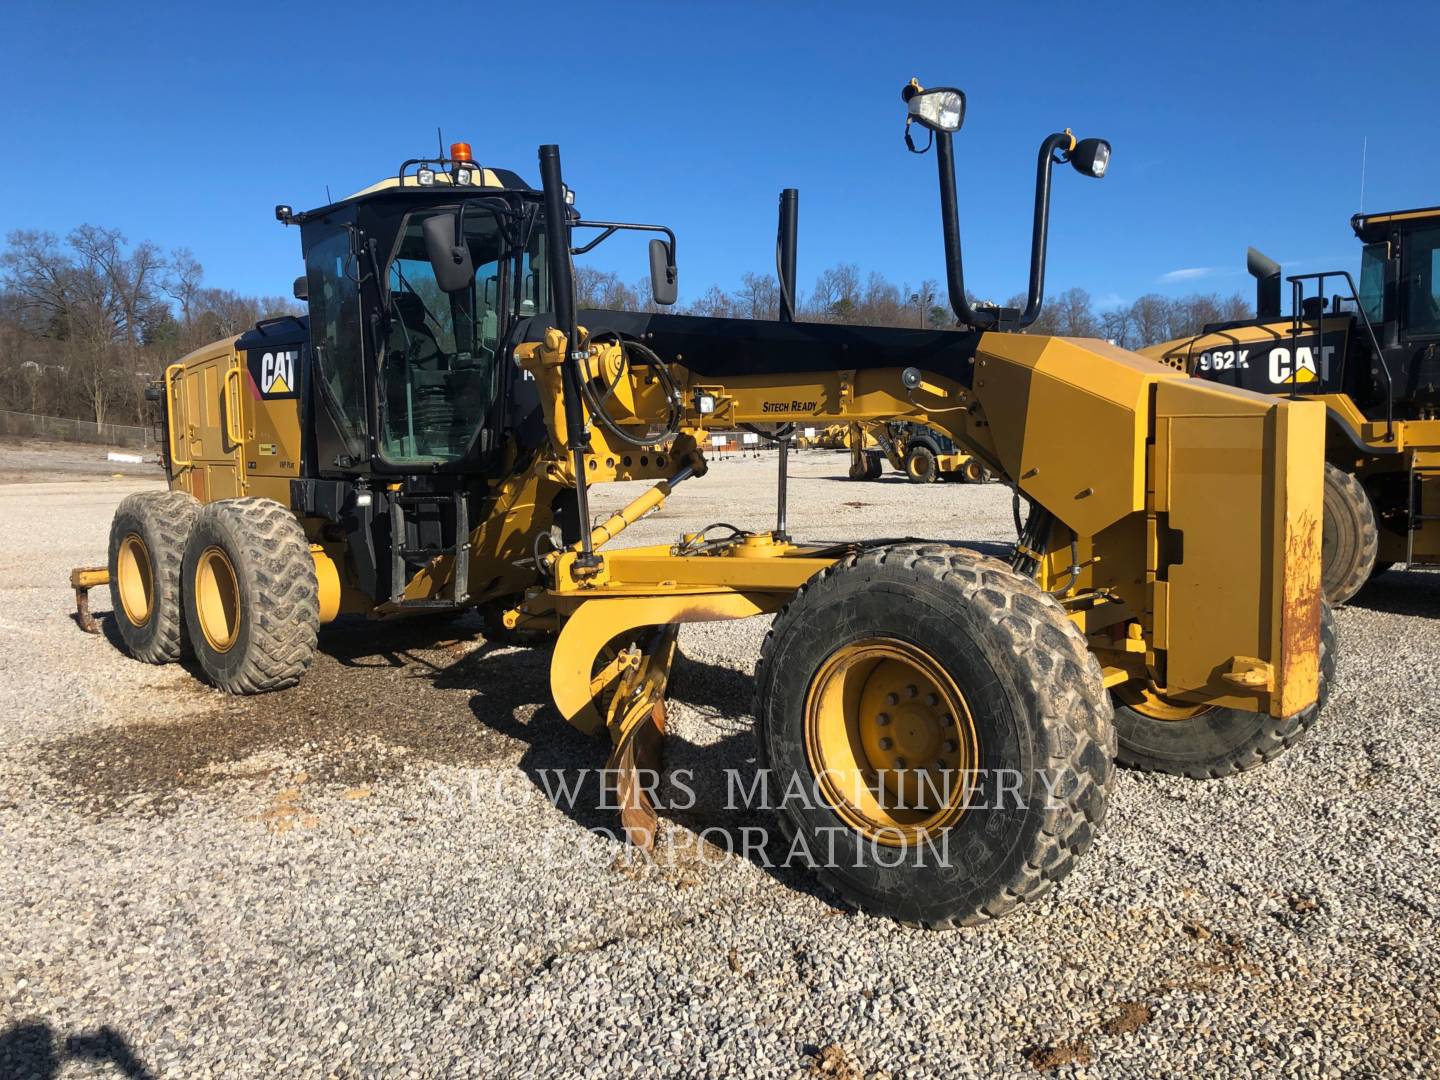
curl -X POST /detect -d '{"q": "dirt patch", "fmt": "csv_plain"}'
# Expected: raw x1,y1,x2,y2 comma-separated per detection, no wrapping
1024,1041,1093,1070
806,1044,867,1079
1100,1001,1153,1036
40,614,558,815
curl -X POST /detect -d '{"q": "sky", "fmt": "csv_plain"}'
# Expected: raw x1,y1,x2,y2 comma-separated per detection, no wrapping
4,1,1439,315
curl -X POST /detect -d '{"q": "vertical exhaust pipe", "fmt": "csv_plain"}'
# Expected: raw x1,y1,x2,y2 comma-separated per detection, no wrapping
1248,247,1282,320
538,144,598,566
773,188,799,541
777,188,799,323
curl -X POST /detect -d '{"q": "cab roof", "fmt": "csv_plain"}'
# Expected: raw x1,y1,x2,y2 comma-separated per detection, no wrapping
1351,205,1440,241
297,165,535,220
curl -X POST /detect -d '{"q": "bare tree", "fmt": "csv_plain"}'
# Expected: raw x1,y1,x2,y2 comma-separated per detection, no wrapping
736,272,780,320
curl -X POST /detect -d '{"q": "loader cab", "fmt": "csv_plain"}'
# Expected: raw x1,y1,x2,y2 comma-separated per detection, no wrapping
1352,206,1440,411
1355,208,1440,343
291,159,549,478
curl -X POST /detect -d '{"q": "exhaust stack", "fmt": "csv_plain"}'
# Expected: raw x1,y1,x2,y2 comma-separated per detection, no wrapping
1248,247,1282,320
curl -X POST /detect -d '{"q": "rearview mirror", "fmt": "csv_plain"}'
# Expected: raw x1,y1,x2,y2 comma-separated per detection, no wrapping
649,238,678,306
293,275,308,302
422,213,475,293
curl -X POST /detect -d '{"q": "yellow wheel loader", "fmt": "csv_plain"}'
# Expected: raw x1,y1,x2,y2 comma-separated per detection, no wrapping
1143,210,1440,604
73,84,1332,927
847,420,992,483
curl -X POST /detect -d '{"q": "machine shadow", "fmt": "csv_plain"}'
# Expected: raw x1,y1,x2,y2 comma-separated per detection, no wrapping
1348,567,1440,617
425,639,843,909
0,1021,157,1080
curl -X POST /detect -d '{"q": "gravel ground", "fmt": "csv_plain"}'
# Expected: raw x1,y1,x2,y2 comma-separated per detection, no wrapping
2,443,1438,1078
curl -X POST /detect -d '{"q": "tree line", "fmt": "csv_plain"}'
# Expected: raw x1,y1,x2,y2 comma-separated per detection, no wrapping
576,264,1252,349
0,227,297,428
0,226,1250,429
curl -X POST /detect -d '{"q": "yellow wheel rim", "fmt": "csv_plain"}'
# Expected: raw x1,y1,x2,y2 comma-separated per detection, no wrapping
908,454,932,481
195,545,241,653
804,637,979,846
1115,682,1216,722
116,533,153,627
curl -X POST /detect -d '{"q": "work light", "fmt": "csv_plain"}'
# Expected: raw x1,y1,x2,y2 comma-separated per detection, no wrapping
417,166,436,186
903,85,966,133
1069,138,1111,179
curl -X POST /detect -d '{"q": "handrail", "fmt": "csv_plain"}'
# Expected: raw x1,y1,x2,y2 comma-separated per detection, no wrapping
164,363,192,468
223,366,245,448
1287,271,1394,442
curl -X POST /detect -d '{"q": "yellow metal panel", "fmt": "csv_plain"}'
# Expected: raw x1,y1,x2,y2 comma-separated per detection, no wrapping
1160,411,1267,701
975,335,1172,536
1271,400,1324,718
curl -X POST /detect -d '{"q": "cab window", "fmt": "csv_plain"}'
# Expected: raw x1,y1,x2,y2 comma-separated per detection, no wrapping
1358,241,1387,325
1402,225,1440,338
379,209,506,464
304,225,367,457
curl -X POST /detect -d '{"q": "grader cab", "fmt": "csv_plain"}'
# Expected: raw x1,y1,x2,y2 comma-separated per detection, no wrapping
76,83,1331,927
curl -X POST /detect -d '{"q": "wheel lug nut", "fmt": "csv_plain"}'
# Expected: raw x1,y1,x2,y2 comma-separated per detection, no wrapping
906,684,918,698
877,712,891,725
878,737,893,751
925,692,939,707
895,756,908,769
944,739,958,753
940,714,954,726
885,692,899,706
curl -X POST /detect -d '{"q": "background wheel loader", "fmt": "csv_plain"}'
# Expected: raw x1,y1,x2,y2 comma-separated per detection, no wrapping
846,420,992,483
1143,210,1440,604
72,83,1331,928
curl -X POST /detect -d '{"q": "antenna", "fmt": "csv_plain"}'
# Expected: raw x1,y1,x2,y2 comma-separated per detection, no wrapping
1359,135,1368,212
325,184,333,205
437,126,445,158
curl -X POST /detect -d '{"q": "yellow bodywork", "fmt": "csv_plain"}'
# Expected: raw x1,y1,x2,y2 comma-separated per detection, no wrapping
150,316,1326,769
503,327,1324,745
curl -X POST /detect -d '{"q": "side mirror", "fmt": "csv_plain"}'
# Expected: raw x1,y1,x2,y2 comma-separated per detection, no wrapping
293,275,308,302
422,212,475,293
649,238,678,306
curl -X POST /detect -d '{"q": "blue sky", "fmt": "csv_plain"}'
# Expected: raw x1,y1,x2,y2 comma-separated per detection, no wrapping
4,1,1437,314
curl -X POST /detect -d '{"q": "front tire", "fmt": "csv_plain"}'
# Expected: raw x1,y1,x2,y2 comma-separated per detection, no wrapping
753,544,1115,928
107,490,199,663
1322,464,1378,605
182,497,319,694
1112,602,1336,778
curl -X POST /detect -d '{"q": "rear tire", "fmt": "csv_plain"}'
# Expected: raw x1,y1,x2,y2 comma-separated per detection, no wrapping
1322,464,1378,605
107,490,199,663
1112,602,1336,778
182,497,319,694
753,543,1114,928
905,445,939,484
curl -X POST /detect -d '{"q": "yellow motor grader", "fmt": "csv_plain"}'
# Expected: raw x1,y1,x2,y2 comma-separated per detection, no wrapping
73,83,1331,928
